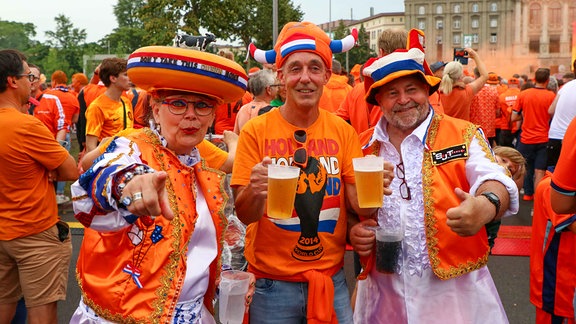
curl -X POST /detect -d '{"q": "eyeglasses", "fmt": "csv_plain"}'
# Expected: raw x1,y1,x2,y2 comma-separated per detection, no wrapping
292,130,308,169
17,73,39,82
396,162,411,200
162,98,215,116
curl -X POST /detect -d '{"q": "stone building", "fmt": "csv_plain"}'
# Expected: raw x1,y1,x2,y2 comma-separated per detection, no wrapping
404,0,575,76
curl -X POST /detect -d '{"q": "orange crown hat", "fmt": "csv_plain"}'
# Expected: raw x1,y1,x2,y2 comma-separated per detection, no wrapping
249,21,358,70
127,46,248,104
362,28,440,105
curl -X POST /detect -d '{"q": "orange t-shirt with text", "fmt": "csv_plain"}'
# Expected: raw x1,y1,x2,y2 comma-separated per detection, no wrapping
231,109,362,277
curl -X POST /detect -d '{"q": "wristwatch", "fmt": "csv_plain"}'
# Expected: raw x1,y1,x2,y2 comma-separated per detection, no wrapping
480,192,501,220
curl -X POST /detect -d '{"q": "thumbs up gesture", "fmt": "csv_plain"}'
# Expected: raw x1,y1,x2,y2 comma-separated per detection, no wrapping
445,188,493,236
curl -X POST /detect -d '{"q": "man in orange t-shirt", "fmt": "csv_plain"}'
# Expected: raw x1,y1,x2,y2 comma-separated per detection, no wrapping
233,22,391,323
0,49,78,324
512,68,556,200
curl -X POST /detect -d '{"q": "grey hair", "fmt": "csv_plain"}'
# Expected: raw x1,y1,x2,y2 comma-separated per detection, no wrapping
248,69,276,96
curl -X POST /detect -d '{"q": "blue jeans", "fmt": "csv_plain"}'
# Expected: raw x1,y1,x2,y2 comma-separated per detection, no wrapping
56,133,71,195
249,268,353,324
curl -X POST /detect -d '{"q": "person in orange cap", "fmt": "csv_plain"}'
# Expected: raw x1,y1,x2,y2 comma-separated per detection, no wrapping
350,42,518,323
70,44,255,323
234,21,394,324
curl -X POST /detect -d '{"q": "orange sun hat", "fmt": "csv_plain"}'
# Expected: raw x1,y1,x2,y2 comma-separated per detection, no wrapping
127,46,248,104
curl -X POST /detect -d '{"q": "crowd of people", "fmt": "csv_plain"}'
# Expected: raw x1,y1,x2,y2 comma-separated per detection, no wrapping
0,17,574,324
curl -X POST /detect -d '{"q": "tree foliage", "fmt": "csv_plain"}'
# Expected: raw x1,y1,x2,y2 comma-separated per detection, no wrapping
0,20,37,52
333,22,375,73
2,0,307,78
44,15,87,75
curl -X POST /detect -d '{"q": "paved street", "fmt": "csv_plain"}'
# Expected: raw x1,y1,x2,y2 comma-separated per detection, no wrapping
57,198,535,323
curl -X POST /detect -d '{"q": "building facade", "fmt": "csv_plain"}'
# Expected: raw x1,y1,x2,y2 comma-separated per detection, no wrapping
404,0,575,76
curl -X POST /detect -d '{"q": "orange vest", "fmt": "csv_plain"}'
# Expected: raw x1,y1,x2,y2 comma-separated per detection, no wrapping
359,114,491,280
77,128,228,323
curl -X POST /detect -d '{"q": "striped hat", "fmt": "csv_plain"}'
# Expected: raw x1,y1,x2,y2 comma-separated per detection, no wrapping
363,47,440,106
249,21,357,70
127,46,248,104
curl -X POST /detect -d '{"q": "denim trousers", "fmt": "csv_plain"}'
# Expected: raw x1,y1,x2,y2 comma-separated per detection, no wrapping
249,268,353,324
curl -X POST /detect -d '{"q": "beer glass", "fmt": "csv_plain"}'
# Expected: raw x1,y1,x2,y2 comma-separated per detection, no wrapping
267,164,300,219
353,156,384,208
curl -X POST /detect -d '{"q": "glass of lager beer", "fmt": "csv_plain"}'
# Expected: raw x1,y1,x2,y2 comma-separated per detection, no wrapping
353,156,384,208
267,164,300,219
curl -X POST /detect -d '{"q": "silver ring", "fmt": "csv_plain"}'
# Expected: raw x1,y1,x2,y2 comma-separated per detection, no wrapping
132,192,143,201
120,196,132,207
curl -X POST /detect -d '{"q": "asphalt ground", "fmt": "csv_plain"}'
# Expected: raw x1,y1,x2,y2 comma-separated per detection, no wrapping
55,197,536,323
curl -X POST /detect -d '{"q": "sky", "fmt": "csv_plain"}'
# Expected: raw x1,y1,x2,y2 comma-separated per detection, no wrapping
0,0,405,44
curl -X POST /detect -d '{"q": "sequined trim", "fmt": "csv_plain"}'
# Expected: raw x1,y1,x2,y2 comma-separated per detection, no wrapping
423,115,489,280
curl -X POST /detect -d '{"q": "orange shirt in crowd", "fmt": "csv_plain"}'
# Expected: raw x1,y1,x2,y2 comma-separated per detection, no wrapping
0,108,70,240
498,87,521,132
319,74,352,113
45,84,80,132
213,91,252,134
513,87,555,144
126,87,148,128
33,93,66,138
440,84,474,121
335,82,382,134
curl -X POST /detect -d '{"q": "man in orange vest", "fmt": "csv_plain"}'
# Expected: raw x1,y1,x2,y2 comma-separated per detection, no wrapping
350,37,519,323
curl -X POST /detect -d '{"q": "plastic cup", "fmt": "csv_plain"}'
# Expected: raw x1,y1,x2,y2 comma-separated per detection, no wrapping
219,270,251,324
267,164,300,219
353,157,384,208
374,226,403,274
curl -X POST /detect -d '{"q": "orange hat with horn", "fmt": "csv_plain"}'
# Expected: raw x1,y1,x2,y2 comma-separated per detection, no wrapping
248,21,357,70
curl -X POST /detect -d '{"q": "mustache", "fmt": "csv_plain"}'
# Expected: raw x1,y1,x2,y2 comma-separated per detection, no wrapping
392,103,419,112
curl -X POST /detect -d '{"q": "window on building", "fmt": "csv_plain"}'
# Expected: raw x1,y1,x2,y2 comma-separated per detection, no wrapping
436,5,443,14
454,34,461,44
490,3,497,12
490,33,497,43
436,20,444,29
472,18,479,28
529,3,542,25
472,3,479,13
419,6,426,15
418,19,426,30
400,17,404,22
490,18,498,28
454,18,461,29
529,38,540,53
454,4,461,13
436,36,443,44
570,5,576,24
473,34,479,43
550,36,560,53
549,3,562,28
